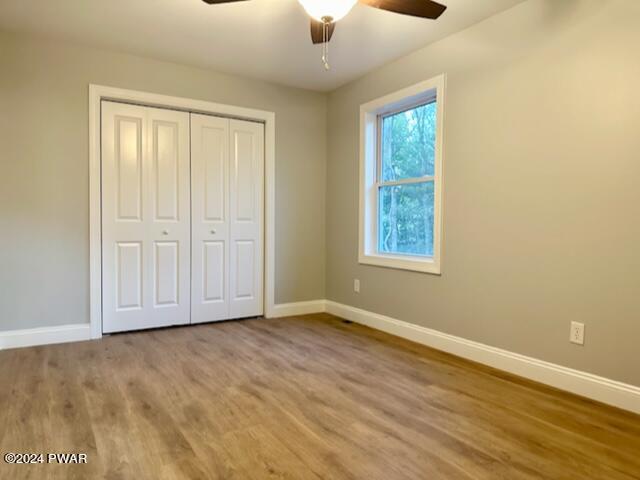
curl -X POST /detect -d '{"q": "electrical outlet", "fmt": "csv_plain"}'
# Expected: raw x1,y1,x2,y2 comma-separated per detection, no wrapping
570,322,585,345
354,279,360,294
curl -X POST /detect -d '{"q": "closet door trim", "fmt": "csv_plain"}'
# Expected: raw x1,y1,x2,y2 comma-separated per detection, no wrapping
89,85,275,338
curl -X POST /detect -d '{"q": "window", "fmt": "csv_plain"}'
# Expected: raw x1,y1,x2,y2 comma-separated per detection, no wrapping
359,75,444,274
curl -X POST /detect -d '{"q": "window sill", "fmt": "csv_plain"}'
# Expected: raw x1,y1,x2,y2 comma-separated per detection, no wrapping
358,253,441,275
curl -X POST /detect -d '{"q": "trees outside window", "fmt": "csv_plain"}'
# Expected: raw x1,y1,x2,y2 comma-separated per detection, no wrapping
378,101,437,257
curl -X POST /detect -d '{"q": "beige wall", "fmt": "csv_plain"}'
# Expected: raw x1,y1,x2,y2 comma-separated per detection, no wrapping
326,0,640,386
0,30,326,331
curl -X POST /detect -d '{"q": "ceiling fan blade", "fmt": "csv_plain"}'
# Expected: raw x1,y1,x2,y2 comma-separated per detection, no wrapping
359,0,447,19
201,0,249,4
310,19,336,44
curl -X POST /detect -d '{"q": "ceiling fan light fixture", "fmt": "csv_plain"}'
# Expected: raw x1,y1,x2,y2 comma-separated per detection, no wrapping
297,0,358,23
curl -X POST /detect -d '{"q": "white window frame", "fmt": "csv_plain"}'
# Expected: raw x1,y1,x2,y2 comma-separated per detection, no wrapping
359,74,445,274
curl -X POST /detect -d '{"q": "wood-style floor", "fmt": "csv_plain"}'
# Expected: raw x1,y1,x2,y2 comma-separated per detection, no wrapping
0,314,639,480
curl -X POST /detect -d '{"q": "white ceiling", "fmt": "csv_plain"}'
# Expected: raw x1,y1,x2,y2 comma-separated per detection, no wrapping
0,0,525,91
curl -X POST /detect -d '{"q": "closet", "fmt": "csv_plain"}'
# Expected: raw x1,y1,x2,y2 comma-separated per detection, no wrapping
101,101,264,334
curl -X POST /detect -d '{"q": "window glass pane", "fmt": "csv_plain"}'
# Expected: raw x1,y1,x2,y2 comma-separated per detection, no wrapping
378,181,434,257
381,101,437,182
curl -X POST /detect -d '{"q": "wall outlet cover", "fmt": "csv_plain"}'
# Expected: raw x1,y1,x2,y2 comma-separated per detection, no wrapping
570,321,585,345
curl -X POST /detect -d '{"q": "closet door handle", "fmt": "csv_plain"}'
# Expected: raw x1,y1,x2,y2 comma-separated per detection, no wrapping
210,229,217,235
162,230,169,235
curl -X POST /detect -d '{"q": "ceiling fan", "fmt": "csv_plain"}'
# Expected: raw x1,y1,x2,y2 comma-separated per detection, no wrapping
201,0,447,70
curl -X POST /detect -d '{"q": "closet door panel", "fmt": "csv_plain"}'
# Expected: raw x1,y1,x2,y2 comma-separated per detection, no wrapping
234,240,256,299
153,122,180,221
203,241,225,302
102,101,190,333
229,119,264,318
116,241,143,310
154,241,179,306
147,106,191,327
191,114,230,323
102,102,148,331
115,117,143,221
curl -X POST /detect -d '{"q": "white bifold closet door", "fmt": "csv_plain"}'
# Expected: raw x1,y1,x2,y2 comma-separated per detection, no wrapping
191,113,264,323
101,101,191,333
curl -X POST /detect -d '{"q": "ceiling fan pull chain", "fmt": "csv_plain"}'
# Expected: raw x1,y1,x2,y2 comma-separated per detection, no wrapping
322,18,330,70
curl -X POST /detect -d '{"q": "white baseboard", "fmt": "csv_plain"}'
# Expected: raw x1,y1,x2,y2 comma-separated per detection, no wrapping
0,300,328,350
0,324,92,351
268,300,327,318
325,300,640,415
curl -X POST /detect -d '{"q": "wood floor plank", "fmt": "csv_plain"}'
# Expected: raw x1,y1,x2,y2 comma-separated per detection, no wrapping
0,314,639,480
221,425,324,480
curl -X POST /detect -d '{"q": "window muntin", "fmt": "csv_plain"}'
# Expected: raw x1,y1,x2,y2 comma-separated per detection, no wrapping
376,100,437,258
